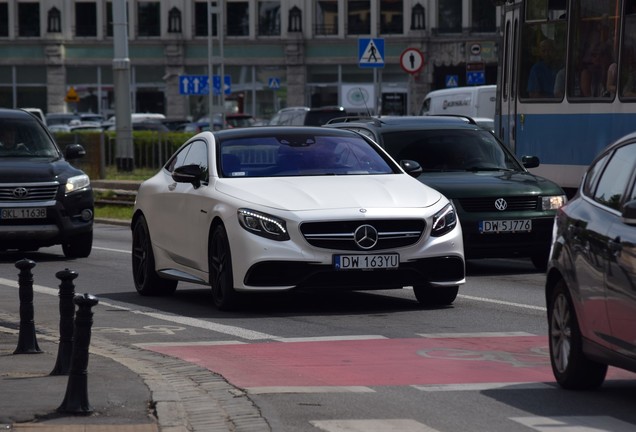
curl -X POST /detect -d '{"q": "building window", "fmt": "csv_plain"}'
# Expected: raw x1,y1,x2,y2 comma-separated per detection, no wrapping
411,3,425,30
0,3,7,37
106,1,113,37
137,1,160,37
438,0,462,33
472,0,496,33
194,2,218,37
315,0,337,36
227,2,249,36
76,2,97,37
380,0,403,35
348,1,370,35
258,1,280,36
288,6,301,32
47,7,61,33
168,7,181,33
18,2,40,37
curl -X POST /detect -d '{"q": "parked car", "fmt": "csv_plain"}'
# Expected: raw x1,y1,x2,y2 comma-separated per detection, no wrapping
131,126,465,310
21,108,47,125
546,131,636,389
195,113,257,131
0,108,94,257
269,106,348,126
326,116,566,269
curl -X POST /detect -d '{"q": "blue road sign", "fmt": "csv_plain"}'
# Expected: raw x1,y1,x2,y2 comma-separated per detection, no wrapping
467,71,486,85
358,38,384,68
445,75,459,88
269,77,280,89
179,75,209,95
213,75,231,96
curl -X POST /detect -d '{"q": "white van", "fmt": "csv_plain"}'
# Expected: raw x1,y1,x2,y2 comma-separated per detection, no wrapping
419,85,496,120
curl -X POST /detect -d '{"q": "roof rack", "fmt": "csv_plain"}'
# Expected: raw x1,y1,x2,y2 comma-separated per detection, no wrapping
429,114,477,125
325,116,384,126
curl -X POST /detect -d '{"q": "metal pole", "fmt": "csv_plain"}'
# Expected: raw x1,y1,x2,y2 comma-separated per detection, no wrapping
219,4,225,124
113,0,133,171
207,1,214,122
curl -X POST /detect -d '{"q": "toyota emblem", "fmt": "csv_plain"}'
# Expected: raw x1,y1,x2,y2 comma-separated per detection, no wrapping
12,187,29,199
494,198,508,211
354,224,378,250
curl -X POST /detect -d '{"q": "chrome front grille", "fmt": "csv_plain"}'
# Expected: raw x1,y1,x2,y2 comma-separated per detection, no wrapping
458,196,539,212
0,182,60,202
300,219,426,251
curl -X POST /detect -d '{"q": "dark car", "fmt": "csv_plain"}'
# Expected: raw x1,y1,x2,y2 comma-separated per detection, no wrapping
0,108,94,257
327,116,566,269
546,131,636,390
269,106,347,126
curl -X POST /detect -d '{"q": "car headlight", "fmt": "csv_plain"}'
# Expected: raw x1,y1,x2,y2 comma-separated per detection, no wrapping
65,174,91,195
542,195,566,211
237,208,290,241
431,202,457,237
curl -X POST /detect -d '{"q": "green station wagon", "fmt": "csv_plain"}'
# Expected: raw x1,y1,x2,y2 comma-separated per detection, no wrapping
327,116,566,270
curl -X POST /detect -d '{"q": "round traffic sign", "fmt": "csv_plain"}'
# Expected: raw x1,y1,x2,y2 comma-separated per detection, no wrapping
400,48,425,74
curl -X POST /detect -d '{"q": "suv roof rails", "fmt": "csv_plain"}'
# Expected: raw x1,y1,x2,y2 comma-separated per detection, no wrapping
429,114,478,125
326,116,384,126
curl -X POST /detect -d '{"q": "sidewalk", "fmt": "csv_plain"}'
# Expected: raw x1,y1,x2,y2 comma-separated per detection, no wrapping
0,323,159,431
0,313,270,432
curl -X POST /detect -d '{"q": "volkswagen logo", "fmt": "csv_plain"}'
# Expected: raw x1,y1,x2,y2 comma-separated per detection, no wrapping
494,198,508,211
12,187,29,199
354,224,378,250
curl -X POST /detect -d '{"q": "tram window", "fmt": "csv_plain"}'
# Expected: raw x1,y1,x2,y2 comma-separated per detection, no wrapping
519,0,566,100
619,2,636,98
568,1,619,100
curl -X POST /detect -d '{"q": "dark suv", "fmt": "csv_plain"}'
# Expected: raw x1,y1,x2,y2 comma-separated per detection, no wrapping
0,108,94,257
327,116,566,269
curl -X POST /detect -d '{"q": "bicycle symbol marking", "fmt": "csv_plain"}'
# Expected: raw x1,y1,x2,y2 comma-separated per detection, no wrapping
92,325,185,336
417,346,550,368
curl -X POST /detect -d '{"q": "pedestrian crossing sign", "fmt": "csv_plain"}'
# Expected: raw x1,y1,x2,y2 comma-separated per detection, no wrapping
358,38,384,68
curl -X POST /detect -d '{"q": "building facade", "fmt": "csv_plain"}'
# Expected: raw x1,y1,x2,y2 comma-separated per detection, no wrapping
0,0,500,121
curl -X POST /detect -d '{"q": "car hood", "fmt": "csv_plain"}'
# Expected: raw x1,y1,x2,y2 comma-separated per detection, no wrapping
0,157,75,183
216,175,442,211
417,170,564,197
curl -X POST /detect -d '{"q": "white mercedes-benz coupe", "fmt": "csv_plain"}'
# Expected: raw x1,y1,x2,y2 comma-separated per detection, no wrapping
131,126,465,310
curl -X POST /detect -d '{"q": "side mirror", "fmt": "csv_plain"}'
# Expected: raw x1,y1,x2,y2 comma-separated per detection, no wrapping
172,164,206,188
521,155,540,169
64,144,86,160
622,199,636,225
400,159,423,178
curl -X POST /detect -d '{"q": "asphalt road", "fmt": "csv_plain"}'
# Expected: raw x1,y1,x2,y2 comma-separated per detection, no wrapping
1,223,635,432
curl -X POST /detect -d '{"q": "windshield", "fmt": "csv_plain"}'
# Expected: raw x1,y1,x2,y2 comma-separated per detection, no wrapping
219,134,396,178
0,118,60,158
381,129,522,172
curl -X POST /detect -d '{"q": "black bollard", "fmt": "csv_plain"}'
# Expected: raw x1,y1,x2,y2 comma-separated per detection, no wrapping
50,269,78,376
57,293,99,415
13,258,42,354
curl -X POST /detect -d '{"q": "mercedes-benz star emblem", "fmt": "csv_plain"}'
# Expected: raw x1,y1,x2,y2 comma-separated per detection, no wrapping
12,187,29,199
354,224,378,250
494,198,508,211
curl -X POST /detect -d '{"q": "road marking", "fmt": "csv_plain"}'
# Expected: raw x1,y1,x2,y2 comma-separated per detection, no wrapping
413,382,553,392
93,246,131,254
511,416,636,431
0,278,276,341
418,332,536,338
247,386,375,395
310,419,439,432
275,335,386,343
458,294,546,311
